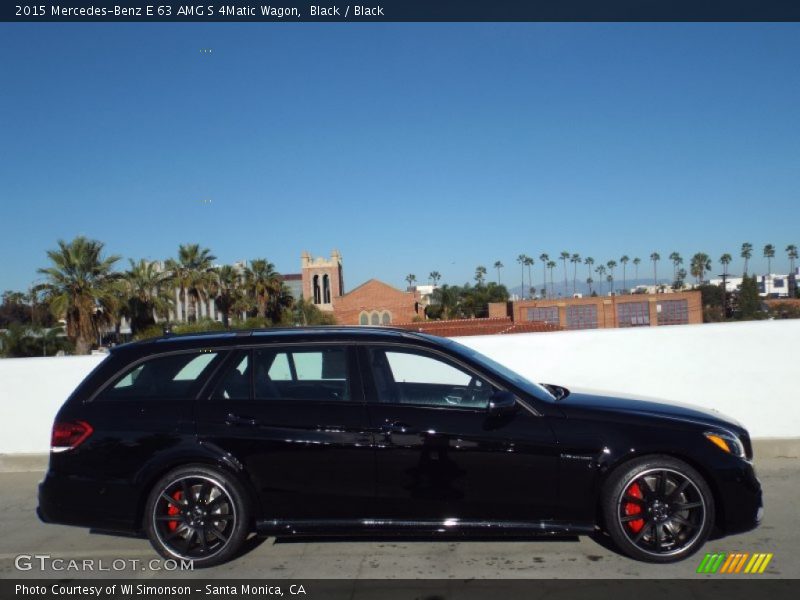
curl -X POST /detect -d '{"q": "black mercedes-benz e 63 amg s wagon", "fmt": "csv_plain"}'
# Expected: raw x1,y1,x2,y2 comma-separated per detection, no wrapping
38,327,762,566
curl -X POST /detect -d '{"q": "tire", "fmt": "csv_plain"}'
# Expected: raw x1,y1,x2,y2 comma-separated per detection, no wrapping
144,465,252,568
601,455,715,563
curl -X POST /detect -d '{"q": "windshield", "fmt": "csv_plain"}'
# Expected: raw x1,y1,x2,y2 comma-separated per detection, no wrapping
441,338,557,403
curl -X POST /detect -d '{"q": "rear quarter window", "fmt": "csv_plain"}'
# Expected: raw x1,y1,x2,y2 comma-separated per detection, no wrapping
96,351,221,400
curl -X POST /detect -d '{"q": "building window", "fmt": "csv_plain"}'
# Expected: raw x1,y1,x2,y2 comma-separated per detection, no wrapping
312,274,321,304
617,301,650,327
370,312,380,325
774,278,784,288
526,306,559,325
323,274,331,303
359,312,369,325
657,300,689,325
382,311,391,325
566,305,598,330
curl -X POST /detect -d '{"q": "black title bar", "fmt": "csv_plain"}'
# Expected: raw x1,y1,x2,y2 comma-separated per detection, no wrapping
4,1,800,22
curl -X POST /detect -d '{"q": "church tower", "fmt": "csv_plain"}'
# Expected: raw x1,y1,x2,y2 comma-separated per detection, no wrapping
301,250,345,311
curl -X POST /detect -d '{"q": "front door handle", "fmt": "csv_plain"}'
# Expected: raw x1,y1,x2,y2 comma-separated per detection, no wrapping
382,421,415,434
225,413,258,427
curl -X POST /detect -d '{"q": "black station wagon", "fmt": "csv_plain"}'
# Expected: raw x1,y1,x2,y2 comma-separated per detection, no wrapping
38,327,762,566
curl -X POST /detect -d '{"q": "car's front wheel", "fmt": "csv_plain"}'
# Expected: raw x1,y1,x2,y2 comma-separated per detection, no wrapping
602,455,715,563
144,465,251,567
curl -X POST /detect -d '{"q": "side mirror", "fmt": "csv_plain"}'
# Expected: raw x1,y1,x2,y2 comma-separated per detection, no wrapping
487,391,518,418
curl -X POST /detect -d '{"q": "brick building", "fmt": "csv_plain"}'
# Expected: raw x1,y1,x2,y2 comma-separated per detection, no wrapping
489,290,702,330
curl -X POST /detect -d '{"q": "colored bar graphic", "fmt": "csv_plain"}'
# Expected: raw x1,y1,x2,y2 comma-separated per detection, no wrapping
696,552,772,574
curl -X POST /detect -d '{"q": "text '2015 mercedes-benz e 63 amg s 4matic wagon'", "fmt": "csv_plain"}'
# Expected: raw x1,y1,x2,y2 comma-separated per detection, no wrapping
38,327,762,566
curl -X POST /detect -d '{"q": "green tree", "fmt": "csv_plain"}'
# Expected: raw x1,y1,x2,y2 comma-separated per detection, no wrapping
524,256,534,298
474,266,487,286
669,252,683,283
620,255,629,293
737,274,763,320
650,252,661,288
584,257,594,287
539,253,549,298
786,244,798,274
560,251,570,297
763,243,775,274
741,242,753,275
213,265,244,327
547,260,557,298
595,265,606,295
633,257,642,283
405,274,417,288
516,255,527,299
37,236,121,355
493,260,504,284
690,253,712,285
244,259,286,321
606,260,617,293
570,253,581,296
122,259,174,334
165,244,216,322
429,271,442,286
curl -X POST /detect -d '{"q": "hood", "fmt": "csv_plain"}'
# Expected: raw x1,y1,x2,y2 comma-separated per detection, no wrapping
558,389,744,431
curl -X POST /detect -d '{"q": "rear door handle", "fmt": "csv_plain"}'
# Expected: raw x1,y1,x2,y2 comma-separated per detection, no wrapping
225,413,258,427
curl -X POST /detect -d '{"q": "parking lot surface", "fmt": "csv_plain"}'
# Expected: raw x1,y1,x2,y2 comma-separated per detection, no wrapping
0,458,796,579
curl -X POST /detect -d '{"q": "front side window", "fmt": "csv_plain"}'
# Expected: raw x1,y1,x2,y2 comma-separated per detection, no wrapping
253,346,350,402
367,347,492,409
99,351,220,400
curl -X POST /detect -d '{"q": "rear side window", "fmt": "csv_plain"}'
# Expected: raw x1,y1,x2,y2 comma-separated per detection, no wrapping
98,351,221,400
253,346,350,402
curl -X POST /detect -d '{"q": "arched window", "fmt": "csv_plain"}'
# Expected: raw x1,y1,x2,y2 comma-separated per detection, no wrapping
313,275,321,304
359,312,369,325
323,274,331,303
381,311,391,325
370,312,380,325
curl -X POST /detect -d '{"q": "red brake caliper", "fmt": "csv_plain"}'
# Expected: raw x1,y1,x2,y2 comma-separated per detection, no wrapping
624,482,645,533
167,490,183,531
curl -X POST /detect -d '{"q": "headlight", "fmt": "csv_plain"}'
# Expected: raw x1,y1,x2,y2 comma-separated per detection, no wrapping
704,430,745,458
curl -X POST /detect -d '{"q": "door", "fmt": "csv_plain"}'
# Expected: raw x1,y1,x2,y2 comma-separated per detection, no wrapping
195,344,375,520
361,344,559,522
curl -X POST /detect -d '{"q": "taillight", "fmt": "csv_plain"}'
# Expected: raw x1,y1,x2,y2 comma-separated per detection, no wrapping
51,421,93,452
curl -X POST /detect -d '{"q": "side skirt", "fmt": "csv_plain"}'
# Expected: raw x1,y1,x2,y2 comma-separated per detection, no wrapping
256,518,595,538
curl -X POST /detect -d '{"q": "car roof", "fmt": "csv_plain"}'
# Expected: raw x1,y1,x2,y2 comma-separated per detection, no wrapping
112,326,444,356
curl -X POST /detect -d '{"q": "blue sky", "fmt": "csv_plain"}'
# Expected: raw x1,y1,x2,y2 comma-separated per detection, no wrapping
1,23,799,293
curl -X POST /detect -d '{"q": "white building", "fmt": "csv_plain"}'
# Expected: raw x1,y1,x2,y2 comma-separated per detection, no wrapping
709,269,798,298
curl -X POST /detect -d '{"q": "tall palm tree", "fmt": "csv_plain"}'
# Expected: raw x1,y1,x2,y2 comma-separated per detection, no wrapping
429,271,442,286
570,253,581,296
244,259,284,320
690,253,712,285
37,236,121,355
516,254,527,299
539,253,549,298
668,252,683,283
763,244,775,274
741,242,753,275
547,260,557,298
405,274,417,288
524,256,535,298
719,253,732,319
595,265,606,295
584,257,595,285
633,257,642,283
606,260,617,293
123,259,173,334
213,265,244,327
586,277,594,295
787,244,799,274
493,260,504,284
559,251,570,297
650,252,661,288
165,244,216,322
719,253,732,277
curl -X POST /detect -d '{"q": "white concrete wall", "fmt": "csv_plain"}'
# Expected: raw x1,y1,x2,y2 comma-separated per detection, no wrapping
456,320,799,440
0,320,796,454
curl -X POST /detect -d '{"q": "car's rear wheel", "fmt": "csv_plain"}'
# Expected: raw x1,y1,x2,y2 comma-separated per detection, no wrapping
144,465,251,567
602,455,715,563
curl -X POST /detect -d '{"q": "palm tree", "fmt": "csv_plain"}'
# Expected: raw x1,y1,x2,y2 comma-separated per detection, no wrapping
524,256,535,298
431,284,459,320
474,266,487,286
244,259,287,321
165,244,216,322
559,251,570,297
516,254,527,299
123,259,173,334
606,260,617,294
763,244,775,274
741,242,753,275
619,255,629,293
650,253,661,288
690,253,712,285
586,277,594,295
719,253,732,319
539,253,549,298
719,253,732,277
633,257,642,283
213,265,245,327
570,253,581,296
669,252,683,283
37,236,121,354
547,261,557,298
595,265,606,295
493,260,504,284
787,244,799,274
429,271,442,286
584,257,595,285
405,274,417,288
